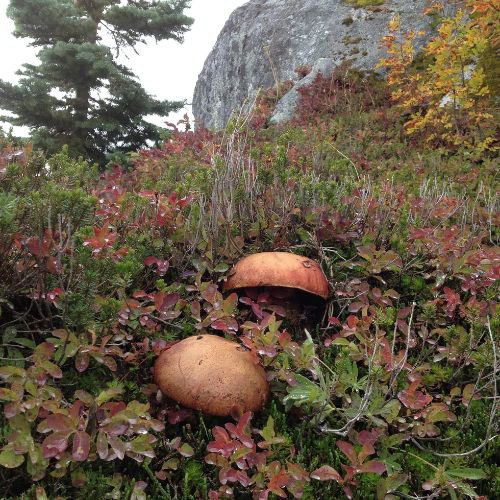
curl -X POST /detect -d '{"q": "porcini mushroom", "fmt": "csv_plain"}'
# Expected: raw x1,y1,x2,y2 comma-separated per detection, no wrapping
154,335,269,417
223,252,329,300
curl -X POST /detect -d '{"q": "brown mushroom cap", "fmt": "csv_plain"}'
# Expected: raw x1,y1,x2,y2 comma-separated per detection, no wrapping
223,252,330,300
154,335,269,417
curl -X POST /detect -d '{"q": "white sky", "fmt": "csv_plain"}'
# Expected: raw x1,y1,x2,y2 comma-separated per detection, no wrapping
0,0,248,135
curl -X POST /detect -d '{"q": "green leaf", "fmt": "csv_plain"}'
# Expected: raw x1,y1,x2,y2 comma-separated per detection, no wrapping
178,443,194,458
232,446,253,461
12,338,36,349
41,360,63,379
126,400,150,416
96,386,124,406
446,468,487,480
427,405,456,423
3,327,18,343
453,481,480,498
261,416,276,442
108,436,125,460
297,227,311,243
74,390,94,405
0,388,19,401
378,399,401,424
0,448,25,468
377,473,408,500
162,457,179,470
0,366,26,380
330,338,351,346
446,486,458,500
283,375,321,405
35,486,49,500
214,262,229,273
96,431,108,460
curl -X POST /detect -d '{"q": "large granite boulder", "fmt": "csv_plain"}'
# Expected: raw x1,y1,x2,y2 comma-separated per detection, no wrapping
192,0,455,130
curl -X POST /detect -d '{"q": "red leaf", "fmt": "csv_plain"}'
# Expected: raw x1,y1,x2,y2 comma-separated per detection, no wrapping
46,256,61,274
42,431,69,458
239,296,254,306
343,485,354,499
101,421,128,437
328,316,341,327
165,407,193,425
211,317,239,333
357,429,380,447
337,440,357,465
27,236,51,257
219,467,251,486
33,341,55,360
359,460,386,475
144,256,169,276
102,356,117,372
191,301,201,322
207,427,236,458
75,352,90,373
287,462,309,481
83,226,117,255
225,411,254,448
201,284,219,305
348,302,364,313
72,431,90,461
44,414,75,433
251,302,263,319
154,292,179,312
398,387,432,410
144,256,158,266
443,287,461,316
358,442,375,464
310,465,342,482
397,307,411,319
346,315,358,329
267,465,290,497
211,318,230,331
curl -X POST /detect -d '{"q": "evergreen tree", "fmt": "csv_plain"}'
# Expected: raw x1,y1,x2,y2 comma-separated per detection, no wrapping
0,0,193,164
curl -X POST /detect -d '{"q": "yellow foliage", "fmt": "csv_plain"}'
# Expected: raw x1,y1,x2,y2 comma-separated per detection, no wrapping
377,0,498,154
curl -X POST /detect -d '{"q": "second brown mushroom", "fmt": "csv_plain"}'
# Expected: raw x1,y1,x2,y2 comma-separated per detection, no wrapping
223,252,329,327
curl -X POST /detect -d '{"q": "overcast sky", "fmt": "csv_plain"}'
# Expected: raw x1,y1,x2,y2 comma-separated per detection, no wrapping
0,0,248,135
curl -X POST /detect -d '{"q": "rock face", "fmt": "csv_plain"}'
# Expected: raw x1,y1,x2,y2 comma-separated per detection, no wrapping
269,57,338,124
193,0,455,130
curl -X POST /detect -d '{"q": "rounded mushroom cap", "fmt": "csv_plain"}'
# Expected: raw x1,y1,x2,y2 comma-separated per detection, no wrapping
223,252,330,300
154,335,269,417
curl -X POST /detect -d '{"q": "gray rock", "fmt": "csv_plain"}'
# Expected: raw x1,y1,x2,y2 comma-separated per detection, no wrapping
269,57,338,124
192,0,457,130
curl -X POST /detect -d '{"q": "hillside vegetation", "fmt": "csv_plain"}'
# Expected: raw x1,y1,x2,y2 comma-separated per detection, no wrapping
0,1,498,498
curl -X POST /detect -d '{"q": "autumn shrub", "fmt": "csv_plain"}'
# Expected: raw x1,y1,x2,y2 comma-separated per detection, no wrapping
378,0,499,156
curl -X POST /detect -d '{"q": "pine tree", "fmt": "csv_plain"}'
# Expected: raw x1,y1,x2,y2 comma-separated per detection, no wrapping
0,0,193,164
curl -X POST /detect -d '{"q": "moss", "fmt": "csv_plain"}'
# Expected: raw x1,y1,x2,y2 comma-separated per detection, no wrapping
343,35,362,45
344,0,385,8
